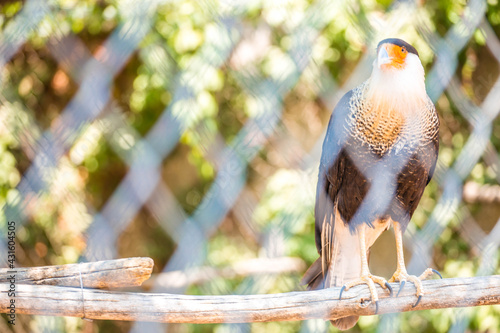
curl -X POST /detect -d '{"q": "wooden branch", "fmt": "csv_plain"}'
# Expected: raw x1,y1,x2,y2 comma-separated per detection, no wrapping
144,257,306,289
1,275,499,322
0,257,153,289
463,181,500,204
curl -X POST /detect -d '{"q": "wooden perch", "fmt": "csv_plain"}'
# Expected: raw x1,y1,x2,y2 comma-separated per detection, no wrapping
463,181,500,204
0,257,153,289
1,275,499,322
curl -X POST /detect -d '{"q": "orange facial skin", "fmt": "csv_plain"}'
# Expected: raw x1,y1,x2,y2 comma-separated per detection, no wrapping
379,43,408,70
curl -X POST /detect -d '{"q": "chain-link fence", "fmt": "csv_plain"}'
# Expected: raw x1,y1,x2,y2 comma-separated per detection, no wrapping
1,0,500,332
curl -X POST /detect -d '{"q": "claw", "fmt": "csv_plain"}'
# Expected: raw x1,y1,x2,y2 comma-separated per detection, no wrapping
339,274,389,311
396,280,406,297
339,285,346,300
385,282,393,297
432,269,443,279
412,295,422,308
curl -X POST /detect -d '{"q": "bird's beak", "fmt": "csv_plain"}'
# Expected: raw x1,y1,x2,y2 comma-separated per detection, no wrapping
377,46,391,69
377,43,406,70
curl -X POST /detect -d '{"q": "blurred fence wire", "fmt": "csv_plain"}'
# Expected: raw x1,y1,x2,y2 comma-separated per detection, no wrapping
1,0,500,332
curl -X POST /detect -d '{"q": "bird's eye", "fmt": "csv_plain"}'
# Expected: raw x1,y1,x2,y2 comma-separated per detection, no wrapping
401,47,406,53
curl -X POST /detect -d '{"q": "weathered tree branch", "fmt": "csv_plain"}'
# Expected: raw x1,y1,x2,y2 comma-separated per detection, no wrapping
1,275,499,322
0,257,153,288
463,181,500,204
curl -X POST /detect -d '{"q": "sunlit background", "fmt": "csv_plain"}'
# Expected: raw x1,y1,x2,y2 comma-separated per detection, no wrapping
1,0,500,332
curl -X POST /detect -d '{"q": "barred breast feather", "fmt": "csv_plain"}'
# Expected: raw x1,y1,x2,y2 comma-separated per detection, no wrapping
347,81,439,158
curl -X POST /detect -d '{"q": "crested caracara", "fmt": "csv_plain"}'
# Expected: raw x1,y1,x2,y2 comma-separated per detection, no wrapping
302,38,440,330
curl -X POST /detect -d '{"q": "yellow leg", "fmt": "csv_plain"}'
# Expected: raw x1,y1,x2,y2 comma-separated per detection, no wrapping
389,222,442,307
339,224,392,313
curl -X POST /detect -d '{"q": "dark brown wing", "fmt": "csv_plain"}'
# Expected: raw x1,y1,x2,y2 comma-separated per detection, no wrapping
313,90,354,255
302,90,356,289
390,125,439,231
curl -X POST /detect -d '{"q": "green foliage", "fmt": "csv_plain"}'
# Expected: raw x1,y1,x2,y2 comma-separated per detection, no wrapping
1,0,500,332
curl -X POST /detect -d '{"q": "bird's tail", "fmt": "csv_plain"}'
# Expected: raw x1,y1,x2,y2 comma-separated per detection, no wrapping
302,216,363,331
331,316,360,331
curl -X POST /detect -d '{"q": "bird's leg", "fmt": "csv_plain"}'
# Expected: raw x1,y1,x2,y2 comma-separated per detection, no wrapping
339,224,392,313
389,221,442,307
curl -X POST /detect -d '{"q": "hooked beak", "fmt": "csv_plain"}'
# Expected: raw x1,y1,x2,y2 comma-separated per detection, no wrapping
377,46,391,68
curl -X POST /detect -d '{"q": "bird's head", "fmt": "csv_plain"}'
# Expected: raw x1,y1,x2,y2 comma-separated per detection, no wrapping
376,38,419,71
368,38,427,109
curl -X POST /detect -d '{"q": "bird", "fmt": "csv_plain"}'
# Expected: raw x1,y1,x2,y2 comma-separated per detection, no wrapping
302,38,440,330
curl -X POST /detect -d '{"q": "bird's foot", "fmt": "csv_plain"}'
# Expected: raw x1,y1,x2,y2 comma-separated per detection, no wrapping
339,274,393,314
389,268,442,307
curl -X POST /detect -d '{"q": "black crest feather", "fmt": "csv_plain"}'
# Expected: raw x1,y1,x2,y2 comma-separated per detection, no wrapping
377,38,419,56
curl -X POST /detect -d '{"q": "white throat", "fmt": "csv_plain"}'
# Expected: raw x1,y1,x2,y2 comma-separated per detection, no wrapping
366,53,428,113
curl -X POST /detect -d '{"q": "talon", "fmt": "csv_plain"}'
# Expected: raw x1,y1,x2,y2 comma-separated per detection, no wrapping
375,300,379,314
397,280,406,297
385,282,393,297
391,224,435,310
432,269,443,279
412,295,422,308
337,274,388,311
339,285,346,300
